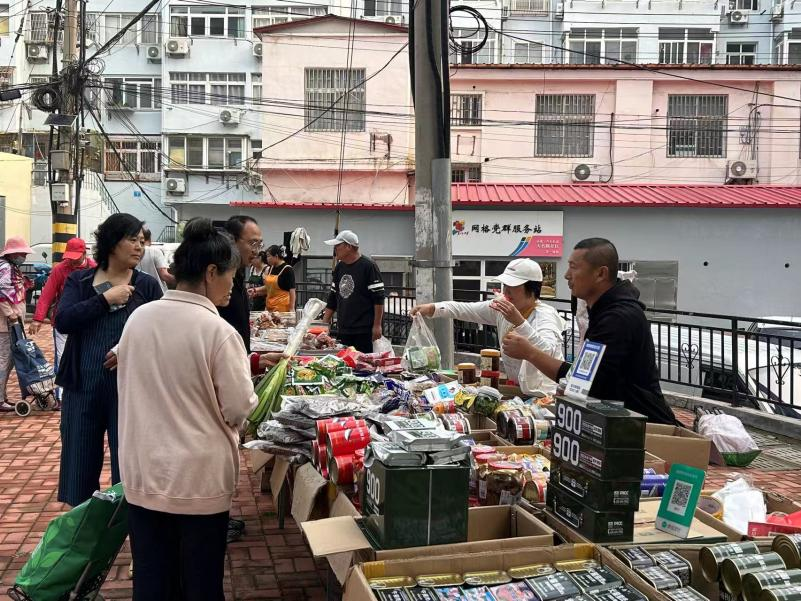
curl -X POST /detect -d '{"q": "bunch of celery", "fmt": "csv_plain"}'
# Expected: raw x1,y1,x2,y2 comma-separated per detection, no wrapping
247,298,326,434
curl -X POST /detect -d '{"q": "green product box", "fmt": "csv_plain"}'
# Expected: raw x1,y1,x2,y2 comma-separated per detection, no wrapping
360,459,470,550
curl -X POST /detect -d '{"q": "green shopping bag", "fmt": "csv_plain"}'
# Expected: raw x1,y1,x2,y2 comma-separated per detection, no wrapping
13,483,128,601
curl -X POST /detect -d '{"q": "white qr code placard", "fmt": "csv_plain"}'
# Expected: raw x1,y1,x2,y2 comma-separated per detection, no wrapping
565,341,606,401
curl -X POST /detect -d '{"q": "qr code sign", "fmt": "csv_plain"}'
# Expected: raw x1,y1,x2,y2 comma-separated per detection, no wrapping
576,350,597,377
667,480,693,515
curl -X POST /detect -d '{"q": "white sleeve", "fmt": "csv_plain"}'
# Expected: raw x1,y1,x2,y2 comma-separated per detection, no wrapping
433,300,497,327
514,304,565,359
154,248,168,270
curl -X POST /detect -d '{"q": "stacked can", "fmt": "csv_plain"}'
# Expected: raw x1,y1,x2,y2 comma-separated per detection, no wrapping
546,395,647,543
314,417,369,484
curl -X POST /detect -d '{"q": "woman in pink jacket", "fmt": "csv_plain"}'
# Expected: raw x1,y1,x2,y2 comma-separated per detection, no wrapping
117,218,257,600
0,237,33,411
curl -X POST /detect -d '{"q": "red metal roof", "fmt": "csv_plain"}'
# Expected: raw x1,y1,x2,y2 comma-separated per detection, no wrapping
231,183,801,210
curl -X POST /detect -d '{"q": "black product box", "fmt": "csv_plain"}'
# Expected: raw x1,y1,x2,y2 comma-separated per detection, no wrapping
554,396,646,449
551,427,645,480
546,480,635,544
550,460,642,512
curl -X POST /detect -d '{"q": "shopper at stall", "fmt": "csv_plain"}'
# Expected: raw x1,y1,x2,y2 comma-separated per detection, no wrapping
249,245,296,313
411,258,565,396
246,251,269,312
117,217,257,601
0,237,33,412
137,228,175,293
30,238,96,401
54,214,163,507
503,238,676,424
322,230,385,353
218,215,262,354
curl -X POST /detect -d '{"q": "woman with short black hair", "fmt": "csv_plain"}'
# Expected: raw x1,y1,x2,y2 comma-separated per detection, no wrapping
55,213,163,507
249,244,296,313
117,217,257,600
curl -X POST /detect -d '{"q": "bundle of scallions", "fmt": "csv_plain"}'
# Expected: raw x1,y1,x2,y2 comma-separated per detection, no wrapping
247,297,326,434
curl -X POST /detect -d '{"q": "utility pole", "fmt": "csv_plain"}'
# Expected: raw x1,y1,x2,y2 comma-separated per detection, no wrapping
412,0,454,367
50,0,80,262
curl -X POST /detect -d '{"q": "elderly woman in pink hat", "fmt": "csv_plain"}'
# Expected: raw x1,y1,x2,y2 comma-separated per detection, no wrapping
0,236,33,411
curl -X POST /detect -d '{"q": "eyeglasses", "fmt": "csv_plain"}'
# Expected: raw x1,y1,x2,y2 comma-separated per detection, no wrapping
247,240,264,250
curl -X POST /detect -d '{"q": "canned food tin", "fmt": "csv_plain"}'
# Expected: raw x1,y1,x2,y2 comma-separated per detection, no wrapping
489,581,538,600
497,409,524,439
593,586,649,601
327,426,371,456
458,586,494,601
760,586,801,601
636,566,683,591
773,535,801,570
512,415,536,444
415,573,465,587
742,570,801,601
370,576,417,589
551,428,645,480
328,454,355,485
641,474,670,498
375,589,411,601
721,553,787,596
527,571,583,601
508,564,557,580
664,587,711,601
316,417,363,444
615,547,657,570
311,440,320,467
699,543,761,583
652,551,693,587
568,567,624,594
432,586,464,600
440,413,471,434
317,443,328,472
533,419,551,442
556,560,601,573
464,570,512,586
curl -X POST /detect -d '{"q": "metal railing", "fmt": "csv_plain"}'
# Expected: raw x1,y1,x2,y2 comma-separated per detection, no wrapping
297,282,801,414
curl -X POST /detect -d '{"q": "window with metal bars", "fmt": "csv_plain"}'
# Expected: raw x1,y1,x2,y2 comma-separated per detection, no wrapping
167,136,244,170
535,94,595,157
363,0,405,16
726,42,756,65
27,12,50,43
451,94,482,127
667,95,727,158
730,0,758,10
105,77,161,109
169,5,244,38
170,72,245,106
566,28,637,65
451,165,481,182
304,68,366,132
104,138,161,179
252,5,325,28
657,28,714,64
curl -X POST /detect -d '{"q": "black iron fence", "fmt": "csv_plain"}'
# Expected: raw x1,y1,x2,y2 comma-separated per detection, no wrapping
297,282,801,414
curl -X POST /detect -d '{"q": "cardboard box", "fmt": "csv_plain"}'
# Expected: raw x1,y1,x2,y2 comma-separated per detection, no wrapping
468,431,511,447
465,414,497,433
645,424,713,471
301,504,556,584
697,488,801,539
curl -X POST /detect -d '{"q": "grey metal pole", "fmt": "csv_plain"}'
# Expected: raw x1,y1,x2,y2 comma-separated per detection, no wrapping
413,0,454,368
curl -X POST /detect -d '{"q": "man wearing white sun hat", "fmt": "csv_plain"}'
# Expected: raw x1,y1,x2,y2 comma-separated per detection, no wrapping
411,258,565,396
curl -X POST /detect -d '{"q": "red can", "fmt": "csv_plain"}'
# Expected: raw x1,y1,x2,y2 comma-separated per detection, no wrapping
312,440,320,467
327,426,371,456
440,413,471,434
329,454,356,485
510,415,535,444
317,442,328,472
316,417,363,444
496,409,523,439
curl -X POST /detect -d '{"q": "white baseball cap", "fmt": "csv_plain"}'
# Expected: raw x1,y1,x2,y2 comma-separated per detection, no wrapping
324,230,359,247
495,258,543,287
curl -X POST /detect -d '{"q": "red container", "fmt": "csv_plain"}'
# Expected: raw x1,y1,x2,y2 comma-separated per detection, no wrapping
317,443,328,471
316,417,362,444
440,413,471,434
327,426,371,456
329,454,356,485
510,415,535,444
311,441,320,467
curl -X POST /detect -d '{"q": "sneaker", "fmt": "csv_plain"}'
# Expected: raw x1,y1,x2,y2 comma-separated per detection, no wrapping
0,402,15,413
228,518,246,532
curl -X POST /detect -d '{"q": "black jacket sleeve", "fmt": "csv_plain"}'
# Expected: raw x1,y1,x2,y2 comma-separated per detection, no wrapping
366,261,385,305
54,271,110,336
326,265,339,311
585,309,633,399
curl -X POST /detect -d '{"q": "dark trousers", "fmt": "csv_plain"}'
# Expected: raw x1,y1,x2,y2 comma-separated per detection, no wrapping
339,331,374,353
128,503,229,601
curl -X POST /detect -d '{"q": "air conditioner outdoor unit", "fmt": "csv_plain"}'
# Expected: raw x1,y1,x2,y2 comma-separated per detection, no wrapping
219,109,240,125
364,15,405,25
727,159,757,180
554,2,565,19
728,10,749,24
250,174,263,188
166,177,186,194
571,163,610,183
253,42,263,58
166,38,190,56
146,45,161,62
26,44,49,61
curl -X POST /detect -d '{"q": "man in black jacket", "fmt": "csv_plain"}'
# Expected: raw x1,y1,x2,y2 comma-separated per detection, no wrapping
503,237,676,424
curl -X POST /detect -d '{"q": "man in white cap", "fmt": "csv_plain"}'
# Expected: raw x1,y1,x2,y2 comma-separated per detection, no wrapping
411,258,565,396
322,230,385,353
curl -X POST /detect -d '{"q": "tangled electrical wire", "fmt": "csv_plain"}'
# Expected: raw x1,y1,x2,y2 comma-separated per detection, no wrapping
448,4,490,57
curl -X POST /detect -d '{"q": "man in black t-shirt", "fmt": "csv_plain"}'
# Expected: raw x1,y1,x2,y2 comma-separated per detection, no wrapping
322,230,385,353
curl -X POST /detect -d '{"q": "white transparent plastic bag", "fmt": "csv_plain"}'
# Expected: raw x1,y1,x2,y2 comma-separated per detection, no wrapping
402,314,441,372
373,336,395,356
697,413,758,454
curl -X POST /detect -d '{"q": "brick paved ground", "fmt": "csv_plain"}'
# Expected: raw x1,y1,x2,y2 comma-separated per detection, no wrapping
0,324,799,600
